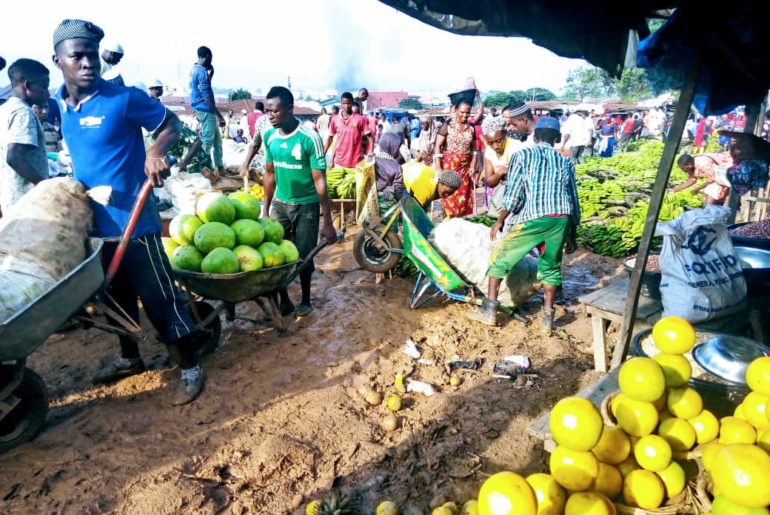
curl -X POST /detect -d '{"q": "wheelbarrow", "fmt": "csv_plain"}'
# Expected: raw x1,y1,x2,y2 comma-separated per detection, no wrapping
173,231,342,333
355,195,522,319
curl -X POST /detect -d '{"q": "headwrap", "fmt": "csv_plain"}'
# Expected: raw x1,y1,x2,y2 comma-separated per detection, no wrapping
507,101,531,118
437,170,462,189
375,132,405,200
53,19,104,49
481,115,506,136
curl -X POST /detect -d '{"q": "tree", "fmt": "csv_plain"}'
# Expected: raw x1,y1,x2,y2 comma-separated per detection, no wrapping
614,68,654,103
484,90,527,107
524,87,557,102
398,98,424,110
229,88,252,101
562,66,615,101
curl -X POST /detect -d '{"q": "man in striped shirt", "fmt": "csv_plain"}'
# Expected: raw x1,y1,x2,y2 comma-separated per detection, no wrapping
469,117,580,333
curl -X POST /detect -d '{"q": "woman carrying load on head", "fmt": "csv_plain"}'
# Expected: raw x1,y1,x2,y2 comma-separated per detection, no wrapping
433,99,478,217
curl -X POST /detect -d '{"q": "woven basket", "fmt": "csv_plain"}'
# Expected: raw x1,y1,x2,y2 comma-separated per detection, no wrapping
614,475,712,515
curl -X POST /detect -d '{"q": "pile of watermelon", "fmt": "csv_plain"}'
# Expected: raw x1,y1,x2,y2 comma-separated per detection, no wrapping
162,192,299,274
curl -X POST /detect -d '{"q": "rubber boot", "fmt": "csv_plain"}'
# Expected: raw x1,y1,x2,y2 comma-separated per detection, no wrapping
467,298,499,326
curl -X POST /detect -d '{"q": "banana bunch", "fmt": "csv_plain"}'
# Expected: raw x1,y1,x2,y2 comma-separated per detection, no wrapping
575,141,702,258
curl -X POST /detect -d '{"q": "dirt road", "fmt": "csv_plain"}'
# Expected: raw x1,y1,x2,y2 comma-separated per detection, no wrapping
0,232,621,514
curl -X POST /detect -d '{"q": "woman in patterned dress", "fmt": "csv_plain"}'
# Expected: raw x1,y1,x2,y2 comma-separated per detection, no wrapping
433,100,478,217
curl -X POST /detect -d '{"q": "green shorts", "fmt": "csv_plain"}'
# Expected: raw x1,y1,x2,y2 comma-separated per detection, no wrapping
488,216,569,286
271,200,320,273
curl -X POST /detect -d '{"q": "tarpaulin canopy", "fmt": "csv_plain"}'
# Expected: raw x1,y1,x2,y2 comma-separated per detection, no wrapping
380,0,770,116
378,0,675,77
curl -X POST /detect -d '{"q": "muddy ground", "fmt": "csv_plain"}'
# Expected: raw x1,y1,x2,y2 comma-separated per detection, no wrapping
0,228,622,514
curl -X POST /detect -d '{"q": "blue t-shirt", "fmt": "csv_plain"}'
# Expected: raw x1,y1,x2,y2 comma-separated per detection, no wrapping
189,64,214,113
57,79,166,238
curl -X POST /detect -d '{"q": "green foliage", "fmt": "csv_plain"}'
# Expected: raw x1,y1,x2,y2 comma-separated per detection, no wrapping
615,68,654,103
562,65,654,102
228,88,252,101
562,66,615,101
485,88,556,107
576,141,703,257
398,97,423,110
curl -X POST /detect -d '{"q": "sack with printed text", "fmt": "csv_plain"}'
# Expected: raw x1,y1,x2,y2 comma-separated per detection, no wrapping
656,206,746,323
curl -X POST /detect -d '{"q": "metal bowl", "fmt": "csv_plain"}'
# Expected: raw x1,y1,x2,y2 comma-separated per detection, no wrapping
736,245,770,269
729,222,770,250
692,335,770,384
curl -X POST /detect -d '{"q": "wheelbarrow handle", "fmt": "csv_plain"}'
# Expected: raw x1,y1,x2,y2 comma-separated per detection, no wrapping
105,179,155,285
282,230,344,286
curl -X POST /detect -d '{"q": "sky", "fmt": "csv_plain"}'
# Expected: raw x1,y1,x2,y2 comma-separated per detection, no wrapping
0,0,586,96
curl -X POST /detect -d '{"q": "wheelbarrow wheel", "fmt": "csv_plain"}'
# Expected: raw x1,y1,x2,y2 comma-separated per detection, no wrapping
191,301,221,359
353,228,402,273
0,367,48,453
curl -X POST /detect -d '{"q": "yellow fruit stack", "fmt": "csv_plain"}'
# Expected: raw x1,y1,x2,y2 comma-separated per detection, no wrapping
706,355,770,514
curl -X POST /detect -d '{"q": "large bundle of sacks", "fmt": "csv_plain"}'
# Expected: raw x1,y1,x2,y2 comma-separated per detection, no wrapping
0,178,92,322
430,218,541,308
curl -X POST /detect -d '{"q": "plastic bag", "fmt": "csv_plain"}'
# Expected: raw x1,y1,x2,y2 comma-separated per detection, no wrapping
163,172,212,215
656,206,747,322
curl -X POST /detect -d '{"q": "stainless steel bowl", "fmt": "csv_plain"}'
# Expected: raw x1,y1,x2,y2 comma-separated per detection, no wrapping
692,335,770,384
736,246,770,269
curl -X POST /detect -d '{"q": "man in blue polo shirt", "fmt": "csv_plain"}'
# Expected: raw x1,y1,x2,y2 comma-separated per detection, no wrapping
189,46,225,177
52,19,207,405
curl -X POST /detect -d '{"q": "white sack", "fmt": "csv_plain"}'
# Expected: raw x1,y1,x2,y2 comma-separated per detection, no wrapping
657,206,747,322
0,178,92,322
430,218,541,307
163,172,212,215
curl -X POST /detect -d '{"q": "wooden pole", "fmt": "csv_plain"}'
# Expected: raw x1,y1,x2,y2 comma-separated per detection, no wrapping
611,67,701,369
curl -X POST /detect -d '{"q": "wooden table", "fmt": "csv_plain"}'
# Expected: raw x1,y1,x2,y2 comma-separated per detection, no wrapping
578,279,663,373
579,279,752,373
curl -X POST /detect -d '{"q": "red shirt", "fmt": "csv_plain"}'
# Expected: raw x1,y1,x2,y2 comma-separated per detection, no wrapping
247,111,263,138
330,113,370,168
622,118,635,134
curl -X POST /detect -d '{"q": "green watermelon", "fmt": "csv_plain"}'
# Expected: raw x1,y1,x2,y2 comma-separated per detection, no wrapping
257,241,286,268
169,214,203,246
193,222,236,254
259,218,285,244
196,192,236,224
201,247,240,274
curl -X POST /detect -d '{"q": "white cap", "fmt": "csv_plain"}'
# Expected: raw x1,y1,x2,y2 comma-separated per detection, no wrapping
148,79,163,88
103,41,124,54
241,109,247,114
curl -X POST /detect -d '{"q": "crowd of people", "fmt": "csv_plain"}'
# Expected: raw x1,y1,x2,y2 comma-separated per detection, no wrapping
0,20,766,407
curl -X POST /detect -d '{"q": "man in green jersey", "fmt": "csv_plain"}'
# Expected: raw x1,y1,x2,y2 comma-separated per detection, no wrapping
263,86,337,316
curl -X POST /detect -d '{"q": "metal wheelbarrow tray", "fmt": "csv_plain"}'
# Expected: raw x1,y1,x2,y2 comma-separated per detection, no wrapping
0,238,104,362
172,261,299,303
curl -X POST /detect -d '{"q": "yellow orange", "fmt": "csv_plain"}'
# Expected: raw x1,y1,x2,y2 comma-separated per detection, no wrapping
525,473,565,515
619,358,666,403
461,500,479,515
711,444,770,508
592,426,631,465
652,316,696,354
711,495,770,515
622,470,665,510
656,461,686,499
634,435,672,472
617,455,640,477
734,402,749,421
688,409,719,445
746,356,770,396
757,428,770,453
564,492,616,515
719,416,757,445
701,442,723,471
742,392,770,430
667,387,702,419
549,446,599,492
477,471,537,515
592,462,622,499
615,397,659,437
549,397,604,451
653,353,692,388
657,417,696,451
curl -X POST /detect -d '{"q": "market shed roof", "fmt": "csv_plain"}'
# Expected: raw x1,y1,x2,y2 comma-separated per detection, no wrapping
379,1,770,115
